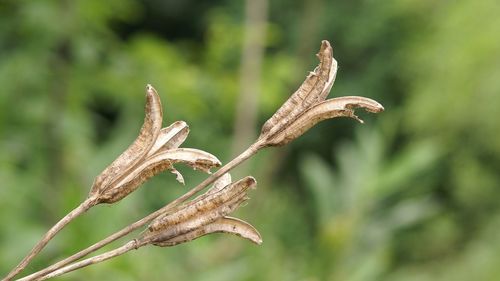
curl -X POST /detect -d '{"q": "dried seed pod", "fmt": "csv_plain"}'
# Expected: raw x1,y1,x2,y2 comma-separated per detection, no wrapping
145,192,250,244
147,121,189,157
258,40,384,147
90,85,163,198
260,40,334,138
267,96,384,146
153,217,262,247
152,148,222,173
97,148,221,203
148,176,256,232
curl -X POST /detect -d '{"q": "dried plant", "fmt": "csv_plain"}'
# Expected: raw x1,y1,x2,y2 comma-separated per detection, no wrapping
3,40,383,281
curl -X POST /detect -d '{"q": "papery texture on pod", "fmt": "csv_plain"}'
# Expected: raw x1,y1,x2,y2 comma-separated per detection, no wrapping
260,40,335,138
267,96,384,146
147,176,256,232
90,85,163,199
153,216,262,247
147,121,189,157
146,193,250,244
97,148,221,203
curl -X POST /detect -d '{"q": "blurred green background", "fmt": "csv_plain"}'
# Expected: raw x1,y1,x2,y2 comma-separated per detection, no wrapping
1,0,500,280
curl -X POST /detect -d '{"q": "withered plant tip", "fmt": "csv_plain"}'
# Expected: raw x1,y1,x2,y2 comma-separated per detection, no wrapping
5,40,383,281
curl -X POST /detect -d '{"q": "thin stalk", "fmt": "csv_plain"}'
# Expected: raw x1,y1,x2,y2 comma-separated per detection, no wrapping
20,141,265,281
4,197,97,281
38,240,148,281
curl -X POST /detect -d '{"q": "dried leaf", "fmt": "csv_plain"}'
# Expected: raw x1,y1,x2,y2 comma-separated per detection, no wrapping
147,121,189,157
90,85,163,198
153,216,262,247
267,96,384,146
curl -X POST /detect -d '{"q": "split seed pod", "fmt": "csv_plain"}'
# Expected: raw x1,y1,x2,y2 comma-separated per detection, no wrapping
258,40,384,147
139,176,261,246
89,85,221,204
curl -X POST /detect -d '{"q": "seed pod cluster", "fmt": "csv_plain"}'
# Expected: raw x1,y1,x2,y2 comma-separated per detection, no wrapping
139,175,262,246
258,40,384,147
89,85,221,204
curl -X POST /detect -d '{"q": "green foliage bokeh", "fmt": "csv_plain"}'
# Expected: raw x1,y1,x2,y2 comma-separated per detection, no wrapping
1,0,500,280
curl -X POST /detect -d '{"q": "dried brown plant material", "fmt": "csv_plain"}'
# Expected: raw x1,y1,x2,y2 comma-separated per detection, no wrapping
155,216,262,246
10,40,384,281
257,40,384,147
4,85,221,280
147,176,256,233
89,85,221,204
140,176,258,246
147,121,189,156
90,85,163,198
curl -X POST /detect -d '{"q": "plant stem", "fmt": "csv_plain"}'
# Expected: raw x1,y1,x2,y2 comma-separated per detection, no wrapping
3,198,97,281
38,240,147,281
20,141,265,281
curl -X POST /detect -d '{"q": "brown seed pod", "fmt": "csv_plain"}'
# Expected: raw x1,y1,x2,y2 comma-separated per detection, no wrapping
260,40,335,138
258,40,384,147
145,192,250,245
147,121,189,157
153,216,262,247
267,96,384,146
147,176,256,232
98,148,221,203
90,85,163,199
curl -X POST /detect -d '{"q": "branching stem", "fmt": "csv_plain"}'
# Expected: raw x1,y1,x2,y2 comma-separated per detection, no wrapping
4,197,97,281
18,141,265,281
38,240,148,281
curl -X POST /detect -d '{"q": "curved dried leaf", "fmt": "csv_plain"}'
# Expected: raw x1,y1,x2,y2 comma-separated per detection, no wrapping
90,85,163,197
267,96,384,146
260,40,334,137
147,121,189,157
148,176,256,232
154,217,262,247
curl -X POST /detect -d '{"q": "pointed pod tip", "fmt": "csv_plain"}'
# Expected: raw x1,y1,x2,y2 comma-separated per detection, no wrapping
243,176,257,187
317,40,333,59
321,40,331,48
146,84,158,94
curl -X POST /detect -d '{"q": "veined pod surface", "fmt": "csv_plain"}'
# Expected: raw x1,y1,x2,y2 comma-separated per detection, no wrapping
147,121,189,157
90,85,163,199
153,216,262,247
148,176,256,232
257,40,384,147
144,192,249,244
260,40,335,138
268,96,384,146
